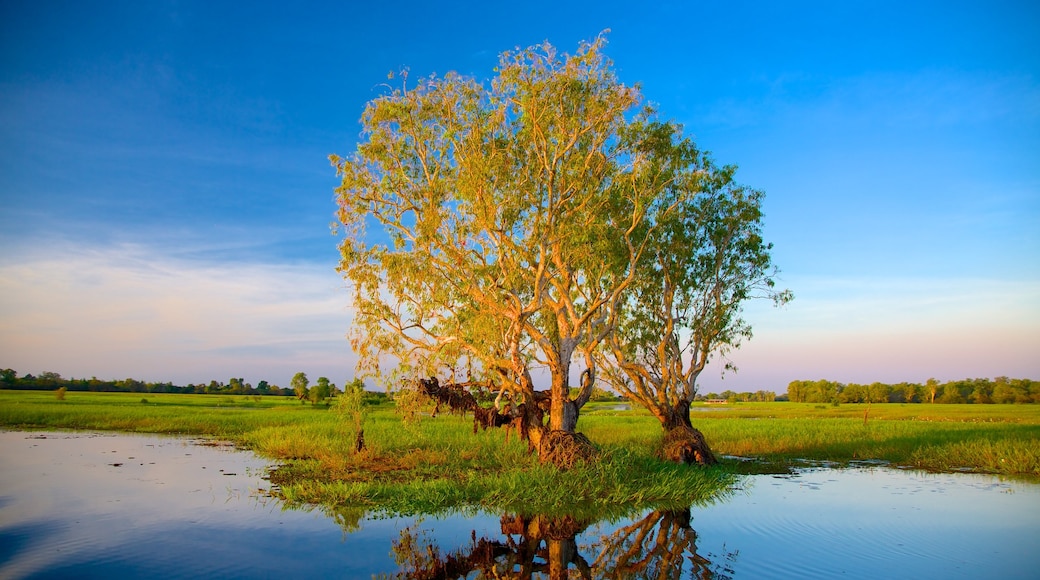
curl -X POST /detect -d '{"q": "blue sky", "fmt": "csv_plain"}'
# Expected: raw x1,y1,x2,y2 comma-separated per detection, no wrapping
1,1,1037,391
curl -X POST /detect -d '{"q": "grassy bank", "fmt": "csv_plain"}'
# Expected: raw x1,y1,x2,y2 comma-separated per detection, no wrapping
2,391,1037,514
582,401,1040,476
0,390,733,515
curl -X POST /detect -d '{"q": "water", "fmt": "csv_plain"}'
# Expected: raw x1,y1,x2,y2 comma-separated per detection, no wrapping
694,464,1040,578
2,430,1038,578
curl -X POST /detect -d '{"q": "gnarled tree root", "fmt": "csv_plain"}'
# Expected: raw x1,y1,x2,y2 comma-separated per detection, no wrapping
538,430,597,469
661,426,717,466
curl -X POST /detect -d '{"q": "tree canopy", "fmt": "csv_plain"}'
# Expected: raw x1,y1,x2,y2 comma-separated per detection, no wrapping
332,35,788,460
291,372,309,403
602,163,791,433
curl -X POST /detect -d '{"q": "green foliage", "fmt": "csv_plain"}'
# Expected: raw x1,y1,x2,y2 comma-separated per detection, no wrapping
391,383,435,424
334,34,776,434
571,385,620,402
328,33,799,444
1,368,18,387
701,389,778,402
311,377,333,405
602,143,790,423
0,367,300,397
292,372,309,404
335,379,367,453
786,377,1040,404
227,377,249,395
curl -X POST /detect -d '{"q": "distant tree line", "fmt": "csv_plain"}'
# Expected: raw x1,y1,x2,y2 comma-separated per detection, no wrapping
0,368,380,402
786,377,1040,404
287,373,383,406
698,390,778,403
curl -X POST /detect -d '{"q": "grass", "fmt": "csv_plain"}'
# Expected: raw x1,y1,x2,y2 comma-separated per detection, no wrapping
567,401,1040,477
2,391,1037,515
275,446,732,519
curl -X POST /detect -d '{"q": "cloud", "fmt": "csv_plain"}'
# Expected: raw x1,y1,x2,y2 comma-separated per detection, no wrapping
0,242,358,387
4,241,1036,394
699,274,1040,390
766,275,1040,332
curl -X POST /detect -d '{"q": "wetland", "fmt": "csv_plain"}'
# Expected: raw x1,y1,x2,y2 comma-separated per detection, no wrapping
2,430,1038,579
1,391,1038,577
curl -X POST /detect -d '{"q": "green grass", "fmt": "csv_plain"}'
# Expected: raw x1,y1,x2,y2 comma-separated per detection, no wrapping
2,391,1037,515
575,401,1040,477
680,402,1040,476
0,390,734,514
275,447,732,519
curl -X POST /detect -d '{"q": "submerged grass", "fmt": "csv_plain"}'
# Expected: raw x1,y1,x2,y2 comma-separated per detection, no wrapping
2,391,1037,515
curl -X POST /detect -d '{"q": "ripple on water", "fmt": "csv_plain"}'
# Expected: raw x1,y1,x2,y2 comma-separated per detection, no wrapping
696,466,1039,579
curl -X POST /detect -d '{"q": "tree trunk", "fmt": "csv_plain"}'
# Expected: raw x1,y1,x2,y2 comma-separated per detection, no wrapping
542,369,596,468
353,428,366,454
547,539,573,580
557,399,579,432
660,400,717,466
523,397,547,452
549,358,572,431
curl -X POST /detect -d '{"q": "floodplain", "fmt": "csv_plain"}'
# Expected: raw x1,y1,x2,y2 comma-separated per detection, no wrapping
2,390,1039,577
1,390,1037,514
2,425,1037,579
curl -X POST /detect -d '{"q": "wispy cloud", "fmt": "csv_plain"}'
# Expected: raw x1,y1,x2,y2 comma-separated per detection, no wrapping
701,274,1040,390
0,242,357,387
762,275,1040,332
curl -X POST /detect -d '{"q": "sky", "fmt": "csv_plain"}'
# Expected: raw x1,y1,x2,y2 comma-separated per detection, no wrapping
1,1,1038,392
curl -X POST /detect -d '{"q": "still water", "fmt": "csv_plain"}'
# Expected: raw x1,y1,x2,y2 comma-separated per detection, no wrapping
1,430,1037,579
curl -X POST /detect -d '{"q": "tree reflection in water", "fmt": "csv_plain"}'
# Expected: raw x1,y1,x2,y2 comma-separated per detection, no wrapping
387,509,736,579
591,509,735,579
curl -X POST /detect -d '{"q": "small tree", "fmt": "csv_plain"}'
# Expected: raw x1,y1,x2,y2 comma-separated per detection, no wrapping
926,378,940,404
337,378,368,453
0,368,16,388
291,372,309,405
312,377,333,405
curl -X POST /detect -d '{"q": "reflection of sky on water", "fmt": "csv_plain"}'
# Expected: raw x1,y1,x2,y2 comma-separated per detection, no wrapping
685,465,1040,579
1,431,1038,579
0,430,373,578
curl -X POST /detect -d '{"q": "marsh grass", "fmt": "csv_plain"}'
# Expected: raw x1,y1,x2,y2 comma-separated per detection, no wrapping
267,410,736,515
1,391,1036,514
906,431,1040,475
579,402,1040,476
275,445,734,518
689,406,1040,476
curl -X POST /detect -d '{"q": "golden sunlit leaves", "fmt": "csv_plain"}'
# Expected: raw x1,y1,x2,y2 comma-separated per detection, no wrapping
330,34,786,436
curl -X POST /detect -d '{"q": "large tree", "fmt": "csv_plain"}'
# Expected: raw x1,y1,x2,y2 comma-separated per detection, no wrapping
332,36,682,456
602,156,790,464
